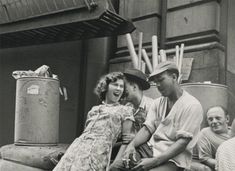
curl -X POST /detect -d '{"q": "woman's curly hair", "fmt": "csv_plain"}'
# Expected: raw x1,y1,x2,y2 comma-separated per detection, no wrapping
94,72,125,101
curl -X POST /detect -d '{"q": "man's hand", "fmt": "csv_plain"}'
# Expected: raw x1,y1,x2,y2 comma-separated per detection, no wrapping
122,133,135,144
122,143,136,168
131,158,160,171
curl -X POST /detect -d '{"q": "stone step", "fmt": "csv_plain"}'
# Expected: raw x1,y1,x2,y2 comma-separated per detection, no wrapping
0,159,48,171
0,144,68,170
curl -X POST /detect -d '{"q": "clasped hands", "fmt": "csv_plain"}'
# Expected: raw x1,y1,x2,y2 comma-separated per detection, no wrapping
122,143,160,171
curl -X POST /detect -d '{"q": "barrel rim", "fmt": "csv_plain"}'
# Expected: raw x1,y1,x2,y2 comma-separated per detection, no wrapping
16,76,59,81
181,83,228,89
14,142,58,146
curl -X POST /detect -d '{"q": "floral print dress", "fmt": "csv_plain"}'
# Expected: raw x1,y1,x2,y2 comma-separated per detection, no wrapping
53,103,134,171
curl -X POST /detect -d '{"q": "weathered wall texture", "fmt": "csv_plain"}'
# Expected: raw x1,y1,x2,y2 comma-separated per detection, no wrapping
226,0,235,122
110,0,226,83
0,37,111,146
166,0,225,84
110,0,162,70
0,41,82,146
109,0,235,121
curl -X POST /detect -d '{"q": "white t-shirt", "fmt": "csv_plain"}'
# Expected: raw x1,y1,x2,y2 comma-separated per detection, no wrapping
144,90,203,169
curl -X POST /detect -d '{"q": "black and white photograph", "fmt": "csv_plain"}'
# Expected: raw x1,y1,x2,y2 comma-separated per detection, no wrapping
0,0,235,171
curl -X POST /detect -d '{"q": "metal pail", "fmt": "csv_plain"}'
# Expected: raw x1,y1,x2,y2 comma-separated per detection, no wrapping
181,83,228,128
14,77,60,146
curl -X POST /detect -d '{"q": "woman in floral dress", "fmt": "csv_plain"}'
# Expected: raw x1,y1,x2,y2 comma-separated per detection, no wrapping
53,72,134,171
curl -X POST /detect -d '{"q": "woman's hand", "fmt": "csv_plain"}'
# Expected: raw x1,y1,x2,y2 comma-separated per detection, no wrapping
131,157,160,171
122,133,135,144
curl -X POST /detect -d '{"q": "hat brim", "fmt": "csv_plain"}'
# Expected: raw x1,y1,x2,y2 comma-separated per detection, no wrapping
149,68,168,80
124,73,150,90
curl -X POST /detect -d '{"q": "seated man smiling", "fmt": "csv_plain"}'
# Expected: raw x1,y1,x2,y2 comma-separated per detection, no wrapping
197,106,231,170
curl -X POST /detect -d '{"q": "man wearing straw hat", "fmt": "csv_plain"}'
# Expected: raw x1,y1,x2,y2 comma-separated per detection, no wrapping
121,61,203,171
110,68,154,170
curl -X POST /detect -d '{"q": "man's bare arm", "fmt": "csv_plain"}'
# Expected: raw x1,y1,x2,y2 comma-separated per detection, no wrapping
203,158,216,169
132,126,152,148
156,137,191,164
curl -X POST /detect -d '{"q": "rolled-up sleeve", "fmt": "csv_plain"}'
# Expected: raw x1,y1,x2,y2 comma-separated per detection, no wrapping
175,103,203,140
